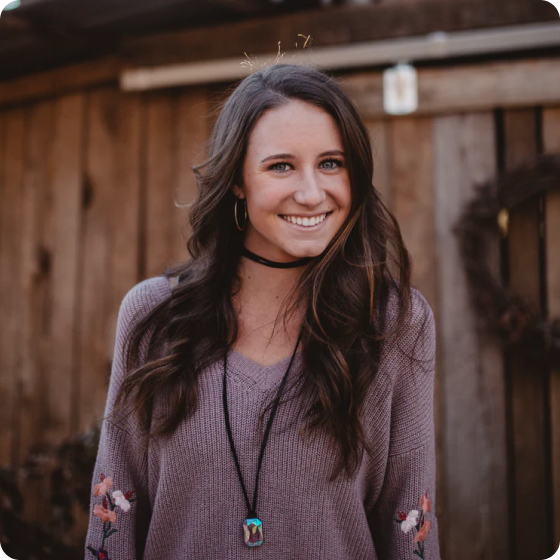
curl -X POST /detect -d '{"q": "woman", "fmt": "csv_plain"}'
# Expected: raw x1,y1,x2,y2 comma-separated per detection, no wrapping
85,63,440,560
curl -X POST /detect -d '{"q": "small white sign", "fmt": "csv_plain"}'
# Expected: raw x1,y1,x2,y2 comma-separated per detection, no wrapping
0,0,20,14
383,63,418,116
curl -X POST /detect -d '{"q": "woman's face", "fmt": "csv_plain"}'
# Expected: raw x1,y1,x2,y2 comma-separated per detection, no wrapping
233,99,352,262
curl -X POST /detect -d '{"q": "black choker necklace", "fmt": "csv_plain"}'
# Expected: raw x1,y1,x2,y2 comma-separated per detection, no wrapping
241,246,313,268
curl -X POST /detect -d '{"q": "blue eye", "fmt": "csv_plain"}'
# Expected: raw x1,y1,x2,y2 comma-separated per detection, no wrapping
269,162,292,172
320,158,343,170
268,159,343,172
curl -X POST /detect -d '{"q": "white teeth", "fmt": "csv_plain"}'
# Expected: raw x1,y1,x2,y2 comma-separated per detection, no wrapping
281,213,327,227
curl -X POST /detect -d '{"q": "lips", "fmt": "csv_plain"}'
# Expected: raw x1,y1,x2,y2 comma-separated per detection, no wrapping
279,211,332,231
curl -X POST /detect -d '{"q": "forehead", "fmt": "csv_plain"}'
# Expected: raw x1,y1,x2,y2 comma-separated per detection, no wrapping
246,99,343,155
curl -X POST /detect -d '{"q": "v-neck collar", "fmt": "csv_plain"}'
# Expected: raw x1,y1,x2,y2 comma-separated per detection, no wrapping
226,347,303,392
157,275,304,391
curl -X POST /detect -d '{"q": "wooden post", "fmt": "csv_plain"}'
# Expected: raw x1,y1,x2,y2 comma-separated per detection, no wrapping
504,108,550,560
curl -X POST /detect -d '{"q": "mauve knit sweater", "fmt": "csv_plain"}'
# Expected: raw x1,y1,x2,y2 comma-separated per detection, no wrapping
84,275,441,560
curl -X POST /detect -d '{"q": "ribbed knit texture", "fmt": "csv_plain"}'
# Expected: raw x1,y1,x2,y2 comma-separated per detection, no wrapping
84,276,441,560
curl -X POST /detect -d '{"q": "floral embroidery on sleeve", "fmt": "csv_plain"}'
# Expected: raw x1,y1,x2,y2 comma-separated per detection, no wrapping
394,490,432,559
87,473,136,559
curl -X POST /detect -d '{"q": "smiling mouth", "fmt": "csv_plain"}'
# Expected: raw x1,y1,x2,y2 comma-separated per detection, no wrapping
278,211,333,227
278,210,333,230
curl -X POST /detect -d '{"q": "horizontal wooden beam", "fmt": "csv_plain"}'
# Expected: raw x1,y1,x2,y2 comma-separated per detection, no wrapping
343,57,560,118
120,22,560,91
121,0,557,67
0,56,123,108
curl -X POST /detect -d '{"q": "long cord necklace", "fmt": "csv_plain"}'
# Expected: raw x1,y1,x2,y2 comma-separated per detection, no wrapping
222,328,303,547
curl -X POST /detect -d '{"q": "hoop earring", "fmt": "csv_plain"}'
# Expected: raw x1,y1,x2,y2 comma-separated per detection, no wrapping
234,198,248,231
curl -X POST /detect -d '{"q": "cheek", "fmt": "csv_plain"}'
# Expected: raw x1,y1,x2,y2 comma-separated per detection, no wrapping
336,180,352,214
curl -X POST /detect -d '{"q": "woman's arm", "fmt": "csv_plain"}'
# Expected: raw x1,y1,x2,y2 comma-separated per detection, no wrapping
368,289,441,560
84,419,150,560
84,280,159,560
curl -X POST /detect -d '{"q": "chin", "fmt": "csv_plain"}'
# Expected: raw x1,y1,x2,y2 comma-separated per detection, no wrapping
283,242,328,260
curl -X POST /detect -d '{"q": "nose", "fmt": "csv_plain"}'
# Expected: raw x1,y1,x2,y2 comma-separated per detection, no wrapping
293,169,327,207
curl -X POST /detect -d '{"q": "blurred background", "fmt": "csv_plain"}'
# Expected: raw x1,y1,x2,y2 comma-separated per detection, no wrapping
0,0,559,559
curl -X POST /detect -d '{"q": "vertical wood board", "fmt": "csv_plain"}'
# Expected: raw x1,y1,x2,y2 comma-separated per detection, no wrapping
365,119,393,210
0,109,26,467
43,94,84,446
390,117,437,302
389,116,446,556
543,106,560,549
144,92,181,278
504,108,549,560
78,87,141,434
0,111,7,466
174,87,211,260
18,100,55,522
433,112,508,560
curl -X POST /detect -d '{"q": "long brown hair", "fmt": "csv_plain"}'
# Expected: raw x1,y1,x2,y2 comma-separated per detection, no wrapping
109,63,413,479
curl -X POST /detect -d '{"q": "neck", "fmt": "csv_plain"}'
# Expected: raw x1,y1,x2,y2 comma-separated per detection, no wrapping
236,256,304,308
241,246,313,268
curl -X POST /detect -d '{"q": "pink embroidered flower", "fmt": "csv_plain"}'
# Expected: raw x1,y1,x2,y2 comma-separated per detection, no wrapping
414,520,431,542
112,490,131,512
394,491,433,559
419,491,431,514
94,474,113,497
93,504,117,523
399,510,419,534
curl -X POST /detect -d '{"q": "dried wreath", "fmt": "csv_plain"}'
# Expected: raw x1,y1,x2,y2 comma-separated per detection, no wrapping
453,153,560,367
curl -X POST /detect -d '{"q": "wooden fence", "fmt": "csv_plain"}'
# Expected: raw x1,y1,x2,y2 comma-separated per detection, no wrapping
0,57,559,559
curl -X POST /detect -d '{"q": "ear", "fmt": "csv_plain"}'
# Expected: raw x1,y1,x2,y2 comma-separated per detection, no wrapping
231,185,245,199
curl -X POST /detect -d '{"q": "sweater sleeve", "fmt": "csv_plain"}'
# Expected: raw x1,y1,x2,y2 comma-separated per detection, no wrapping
84,279,164,560
368,288,441,560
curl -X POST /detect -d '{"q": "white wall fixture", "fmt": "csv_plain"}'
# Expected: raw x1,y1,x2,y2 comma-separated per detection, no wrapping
0,0,21,13
383,63,418,115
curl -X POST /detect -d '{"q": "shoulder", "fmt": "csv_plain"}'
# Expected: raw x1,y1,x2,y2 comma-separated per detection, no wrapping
119,275,173,314
379,285,436,383
400,287,435,349
116,275,173,333
384,283,435,340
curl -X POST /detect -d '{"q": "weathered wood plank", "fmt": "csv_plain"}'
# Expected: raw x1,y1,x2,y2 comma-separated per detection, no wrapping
175,87,211,256
344,58,560,119
391,117,436,301
0,111,6,465
389,116,449,557
43,94,84,447
144,91,180,277
433,112,508,560
104,91,143,399
77,87,141,434
0,56,123,109
144,89,211,277
542,106,560,549
18,99,55,522
121,0,556,67
0,109,26,467
365,119,392,210
504,108,549,560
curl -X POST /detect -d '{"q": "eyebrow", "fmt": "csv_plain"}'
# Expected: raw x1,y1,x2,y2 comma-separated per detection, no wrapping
260,150,345,164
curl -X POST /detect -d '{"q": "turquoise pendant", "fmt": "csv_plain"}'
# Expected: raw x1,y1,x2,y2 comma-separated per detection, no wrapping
243,517,264,547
